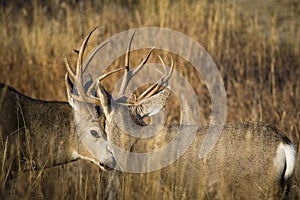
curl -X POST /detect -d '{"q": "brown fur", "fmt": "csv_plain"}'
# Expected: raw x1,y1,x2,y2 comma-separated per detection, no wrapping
0,83,92,176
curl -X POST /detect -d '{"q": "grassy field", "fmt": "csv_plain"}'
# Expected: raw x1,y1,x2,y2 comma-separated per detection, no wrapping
0,0,299,199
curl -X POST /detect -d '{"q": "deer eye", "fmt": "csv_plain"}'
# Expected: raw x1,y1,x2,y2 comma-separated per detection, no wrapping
90,130,100,138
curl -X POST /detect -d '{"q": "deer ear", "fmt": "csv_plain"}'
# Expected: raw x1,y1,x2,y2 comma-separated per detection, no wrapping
134,86,170,118
96,82,111,116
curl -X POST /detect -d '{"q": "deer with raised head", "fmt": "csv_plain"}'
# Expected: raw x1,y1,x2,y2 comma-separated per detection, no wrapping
64,29,296,199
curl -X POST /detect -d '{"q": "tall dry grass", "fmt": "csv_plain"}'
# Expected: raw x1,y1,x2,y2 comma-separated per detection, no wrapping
0,0,299,199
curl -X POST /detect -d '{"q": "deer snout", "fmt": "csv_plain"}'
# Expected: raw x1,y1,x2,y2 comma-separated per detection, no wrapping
100,157,116,171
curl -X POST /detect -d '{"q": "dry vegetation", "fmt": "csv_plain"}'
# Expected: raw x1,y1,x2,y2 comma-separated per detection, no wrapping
0,0,299,199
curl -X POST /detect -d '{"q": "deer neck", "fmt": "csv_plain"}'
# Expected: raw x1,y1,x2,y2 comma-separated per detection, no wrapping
6,91,81,171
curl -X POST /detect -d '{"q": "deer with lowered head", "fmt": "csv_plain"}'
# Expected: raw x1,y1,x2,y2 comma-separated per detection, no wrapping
0,28,163,176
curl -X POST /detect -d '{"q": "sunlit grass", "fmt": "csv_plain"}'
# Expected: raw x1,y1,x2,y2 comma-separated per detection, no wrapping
0,0,299,199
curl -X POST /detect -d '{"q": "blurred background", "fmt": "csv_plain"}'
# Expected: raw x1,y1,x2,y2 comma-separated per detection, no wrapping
0,0,299,198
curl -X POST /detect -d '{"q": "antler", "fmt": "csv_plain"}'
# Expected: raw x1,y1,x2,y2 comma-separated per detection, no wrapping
113,29,174,104
130,55,174,104
65,28,174,106
65,27,124,105
117,30,155,99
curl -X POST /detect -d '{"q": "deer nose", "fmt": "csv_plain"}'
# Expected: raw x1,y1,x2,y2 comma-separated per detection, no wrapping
99,158,116,171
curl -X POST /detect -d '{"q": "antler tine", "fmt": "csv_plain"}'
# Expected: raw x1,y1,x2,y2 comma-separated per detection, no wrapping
135,55,174,103
118,29,155,97
82,39,111,73
125,30,135,69
158,55,174,86
65,72,96,104
135,82,161,103
131,47,155,77
97,67,126,81
64,27,105,105
118,30,135,96
64,56,75,84
65,72,73,103
75,27,98,97
118,47,155,96
77,26,98,73
87,67,125,97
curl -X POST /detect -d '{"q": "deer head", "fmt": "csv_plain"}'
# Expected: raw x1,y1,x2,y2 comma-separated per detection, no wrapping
64,28,126,170
94,30,174,170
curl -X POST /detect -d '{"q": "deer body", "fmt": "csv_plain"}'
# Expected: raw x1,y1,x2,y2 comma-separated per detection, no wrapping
85,29,296,199
102,96,296,199
159,122,295,199
0,83,114,177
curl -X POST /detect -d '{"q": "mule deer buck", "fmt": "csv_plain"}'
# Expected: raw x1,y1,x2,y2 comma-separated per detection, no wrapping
0,29,146,177
65,29,296,199
0,62,116,175
0,28,172,198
